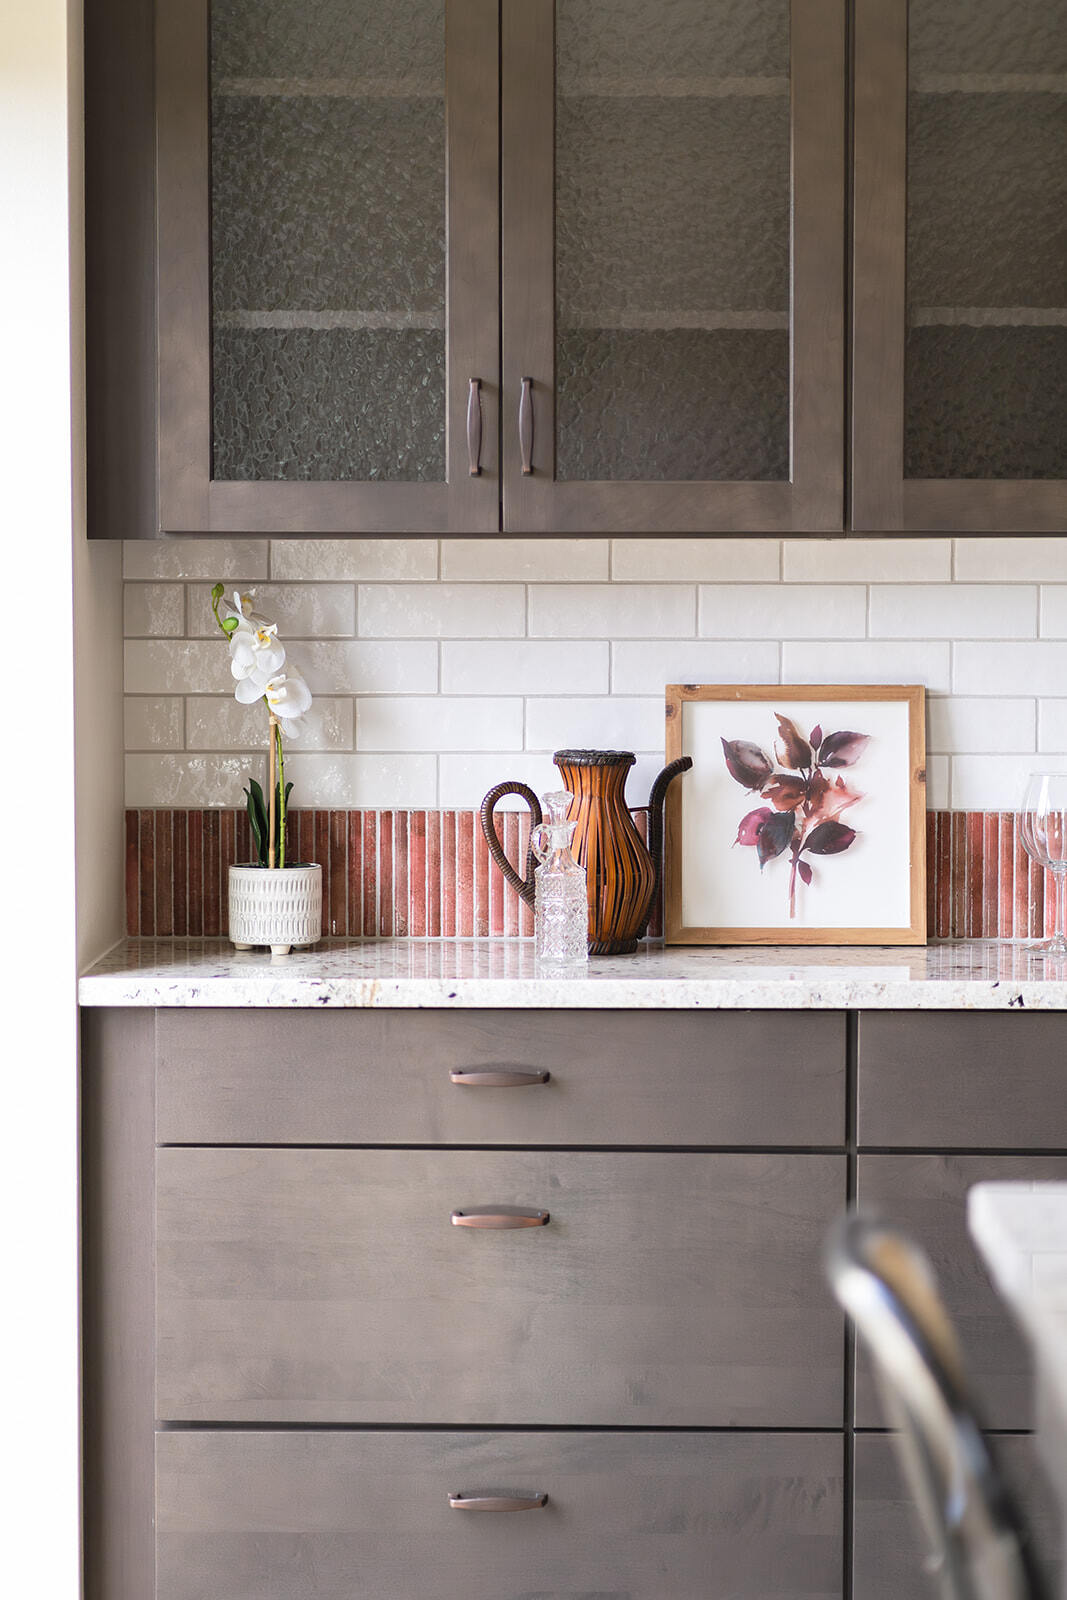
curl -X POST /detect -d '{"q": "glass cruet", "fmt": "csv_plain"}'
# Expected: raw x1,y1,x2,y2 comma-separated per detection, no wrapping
530,791,588,969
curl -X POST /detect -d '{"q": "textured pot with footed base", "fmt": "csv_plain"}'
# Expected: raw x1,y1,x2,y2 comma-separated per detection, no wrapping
228,863,322,955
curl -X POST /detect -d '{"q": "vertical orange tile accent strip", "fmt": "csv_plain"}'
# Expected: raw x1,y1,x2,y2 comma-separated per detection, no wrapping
187,812,203,936
172,810,188,938
361,812,377,937
474,807,490,937
456,811,474,937
924,812,936,936
426,810,442,937
393,811,409,937
949,813,966,938
410,811,426,937
965,811,983,937
125,811,140,935
138,811,155,936
329,810,348,937
202,812,220,936
981,813,998,938
155,809,174,936
441,810,457,938
378,811,394,939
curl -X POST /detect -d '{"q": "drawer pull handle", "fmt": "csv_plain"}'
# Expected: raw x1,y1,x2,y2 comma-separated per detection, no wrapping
450,1492,548,1512
466,377,482,475
451,1207,550,1229
519,377,534,473
450,1068,550,1088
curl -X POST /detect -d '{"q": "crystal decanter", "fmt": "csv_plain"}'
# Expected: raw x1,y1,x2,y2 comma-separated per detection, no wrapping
531,791,588,969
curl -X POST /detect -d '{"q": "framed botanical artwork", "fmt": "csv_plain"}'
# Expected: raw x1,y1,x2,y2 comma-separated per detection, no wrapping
664,685,926,946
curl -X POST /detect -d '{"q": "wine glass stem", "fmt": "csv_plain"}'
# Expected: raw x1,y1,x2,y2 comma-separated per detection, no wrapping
1055,869,1067,951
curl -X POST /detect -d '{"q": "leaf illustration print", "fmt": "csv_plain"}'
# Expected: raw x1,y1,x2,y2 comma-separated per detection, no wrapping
725,712,869,918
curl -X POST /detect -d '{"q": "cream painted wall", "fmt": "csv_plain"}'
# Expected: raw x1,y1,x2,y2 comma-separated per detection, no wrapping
1,0,122,1592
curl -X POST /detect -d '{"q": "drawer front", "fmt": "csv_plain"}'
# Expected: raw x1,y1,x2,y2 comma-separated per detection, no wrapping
157,1429,843,1600
156,1148,845,1426
853,1433,1061,1600
155,1008,846,1146
855,1155,1067,1428
857,1013,1067,1148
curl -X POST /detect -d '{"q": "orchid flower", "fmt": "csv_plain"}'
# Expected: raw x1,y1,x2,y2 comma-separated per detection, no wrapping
263,667,312,736
230,620,286,684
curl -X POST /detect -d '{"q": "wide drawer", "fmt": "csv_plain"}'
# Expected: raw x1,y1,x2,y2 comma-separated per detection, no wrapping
857,1014,1067,1148
157,1429,843,1600
155,1008,846,1146
855,1154,1067,1428
853,1433,1061,1600
156,1148,845,1425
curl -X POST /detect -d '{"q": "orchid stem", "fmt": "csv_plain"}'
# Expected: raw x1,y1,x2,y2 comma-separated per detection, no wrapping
277,721,286,870
267,713,277,869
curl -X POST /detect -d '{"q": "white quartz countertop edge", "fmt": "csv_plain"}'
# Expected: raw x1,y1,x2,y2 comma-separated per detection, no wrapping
78,938,1067,1008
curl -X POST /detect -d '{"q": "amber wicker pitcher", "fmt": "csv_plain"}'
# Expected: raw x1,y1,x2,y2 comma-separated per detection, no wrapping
481,750,691,954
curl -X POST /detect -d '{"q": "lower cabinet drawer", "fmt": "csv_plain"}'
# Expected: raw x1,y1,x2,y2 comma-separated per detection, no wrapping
853,1433,1061,1600
855,1154,1067,1428
156,1148,845,1426
156,1429,844,1600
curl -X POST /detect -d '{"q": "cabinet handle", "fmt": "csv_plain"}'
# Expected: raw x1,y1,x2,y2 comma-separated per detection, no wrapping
451,1206,550,1228
450,1068,550,1088
466,378,482,476
449,1492,548,1512
518,377,534,474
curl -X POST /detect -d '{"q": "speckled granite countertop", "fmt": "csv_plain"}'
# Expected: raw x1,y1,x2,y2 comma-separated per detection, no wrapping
78,937,1067,1009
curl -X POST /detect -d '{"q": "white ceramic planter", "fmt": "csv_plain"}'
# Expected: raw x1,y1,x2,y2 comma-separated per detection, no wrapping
228,863,322,955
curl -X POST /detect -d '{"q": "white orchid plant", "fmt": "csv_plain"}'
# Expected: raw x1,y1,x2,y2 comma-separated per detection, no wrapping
211,584,313,869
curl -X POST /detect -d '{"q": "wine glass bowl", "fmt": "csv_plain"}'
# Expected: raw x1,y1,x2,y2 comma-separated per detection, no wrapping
1020,774,1067,955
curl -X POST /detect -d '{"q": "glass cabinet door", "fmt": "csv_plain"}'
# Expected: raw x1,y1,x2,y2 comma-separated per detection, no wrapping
157,0,498,534
501,0,845,534
853,0,1067,532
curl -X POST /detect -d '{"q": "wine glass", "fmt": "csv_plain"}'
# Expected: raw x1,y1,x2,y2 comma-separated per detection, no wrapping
1020,773,1067,955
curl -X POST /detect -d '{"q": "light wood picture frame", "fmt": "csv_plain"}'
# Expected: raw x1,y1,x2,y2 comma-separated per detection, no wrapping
664,685,926,946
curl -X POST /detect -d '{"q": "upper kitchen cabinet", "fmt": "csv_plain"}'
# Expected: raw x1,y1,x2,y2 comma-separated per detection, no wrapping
852,0,1067,532
88,0,499,538
500,0,845,534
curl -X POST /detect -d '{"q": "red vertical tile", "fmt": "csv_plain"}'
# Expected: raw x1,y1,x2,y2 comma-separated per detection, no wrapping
329,810,348,937
347,812,363,937
924,812,936,938
518,808,534,938
155,809,174,936
187,812,203,936
489,810,504,936
235,807,251,867
202,811,220,937
503,812,520,938
125,811,140,935
965,811,983,938
138,811,155,936
378,811,394,938
441,810,456,938
220,807,236,879
315,810,331,935
981,812,998,939
362,811,378,937
393,811,409,936
949,812,966,938
172,811,188,937
426,811,442,937
998,813,1014,940
934,812,951,939
474,810,490,937
410,811,426,937
456,811,474,938
1044,863,1057,939
1014,815,1031,941
1030,852,1045,940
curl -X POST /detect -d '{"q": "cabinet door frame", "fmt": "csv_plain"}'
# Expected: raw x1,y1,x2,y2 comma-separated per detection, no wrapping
852,0,1067,533
155,0,500,536
500,0,845,535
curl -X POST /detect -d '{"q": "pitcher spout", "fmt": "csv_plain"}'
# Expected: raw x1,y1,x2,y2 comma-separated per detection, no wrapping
642,757,693,938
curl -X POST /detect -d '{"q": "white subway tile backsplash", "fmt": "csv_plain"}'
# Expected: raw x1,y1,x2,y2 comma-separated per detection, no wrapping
125,752,266,807
953,641,1067,696
442,538,609,582
281,752,437,808
927,697,1036,754
270,538,437,581
123,583,185,637
1038,700,1067,752
783,539,952,583
951,753,1067,810
869,584,1036,639
611,640,780,695
297,640,438,695
926,754,950,810
187,582,356,638
359,583,525,638
442,640,609,696
439,752,560,809
783,640,952,693
699,584,866,640
124,697,183,750
612,538,779,583
123,538,268,580
954,538,1067,582
125,639,231,695
1040,587,1067,637
357,697,523,752
529,584,695,638
524,697,663,753
185,696,353,752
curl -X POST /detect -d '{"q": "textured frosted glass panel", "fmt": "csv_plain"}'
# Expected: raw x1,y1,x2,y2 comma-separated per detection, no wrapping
557,331,789,482
555,0,790,483
210,2,445,482
905,328,1067,481
213,328,445,483
905,2,1067,480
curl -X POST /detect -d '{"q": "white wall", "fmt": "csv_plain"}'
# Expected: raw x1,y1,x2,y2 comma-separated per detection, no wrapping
1,0,123,1590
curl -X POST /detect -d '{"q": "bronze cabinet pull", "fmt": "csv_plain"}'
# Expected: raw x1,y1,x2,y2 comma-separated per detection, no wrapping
449,1492,548,1512
466,377,482,476
518,377,534,474
451,1206,550,1228
449,1068,550,1088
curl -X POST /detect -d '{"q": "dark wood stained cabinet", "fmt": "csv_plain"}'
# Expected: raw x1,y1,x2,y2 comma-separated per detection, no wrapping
85,1,1066,536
